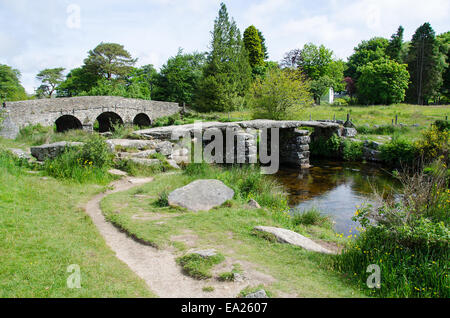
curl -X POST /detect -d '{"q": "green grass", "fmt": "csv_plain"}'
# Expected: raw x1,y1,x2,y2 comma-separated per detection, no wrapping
177,253,225,280
101,170,363,297
291,208,333,229
0,149,154,297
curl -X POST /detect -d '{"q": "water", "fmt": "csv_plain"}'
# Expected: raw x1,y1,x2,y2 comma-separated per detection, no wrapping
274,160,398,235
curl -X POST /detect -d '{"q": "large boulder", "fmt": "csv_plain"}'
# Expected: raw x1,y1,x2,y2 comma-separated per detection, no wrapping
168,179,234,212
253,226,334,254
30,141,83,161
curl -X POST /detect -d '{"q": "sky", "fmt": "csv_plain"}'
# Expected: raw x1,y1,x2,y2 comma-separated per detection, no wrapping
1,0,449,94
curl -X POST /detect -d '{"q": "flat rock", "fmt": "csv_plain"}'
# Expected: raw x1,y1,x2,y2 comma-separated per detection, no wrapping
168,179,234,211
253,226,334,254
8,148,31,159
245,290,268,298
108,169,128,176
129,158,161,166
30,141,83,161
106,139,157,152
190,249,217,258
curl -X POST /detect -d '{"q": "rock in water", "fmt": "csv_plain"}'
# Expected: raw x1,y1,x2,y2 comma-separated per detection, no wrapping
253,226,334,254
168,179,234,212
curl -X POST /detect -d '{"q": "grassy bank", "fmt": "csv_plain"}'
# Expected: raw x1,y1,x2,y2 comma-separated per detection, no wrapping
0,148,154,297
101,164,364,297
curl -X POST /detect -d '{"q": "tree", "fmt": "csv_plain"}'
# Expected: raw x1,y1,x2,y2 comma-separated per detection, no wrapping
243,25,264,69
281,49,302,69
35,67,65,98
344,77,356,100
154,49,206,105
0,64,27,101
406,23,443,104
297,43,333,80
127,64,158,99
357,58,410,105
257,29,269,60
84,42,137,81
310,76,334,105
56,66,100,97
250,68,311,120
386,26,404,63
345,37,389,80
437,32,450,103
195,3,251,112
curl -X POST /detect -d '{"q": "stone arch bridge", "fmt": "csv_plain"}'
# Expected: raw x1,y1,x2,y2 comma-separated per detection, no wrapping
0,96,180,139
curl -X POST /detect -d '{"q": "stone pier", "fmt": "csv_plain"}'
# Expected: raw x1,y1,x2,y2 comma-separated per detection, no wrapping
134,120,344,169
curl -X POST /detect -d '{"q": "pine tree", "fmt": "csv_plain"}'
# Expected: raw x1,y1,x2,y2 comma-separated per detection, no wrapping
257,29,269,60
386,26,404,63
406,23,443,104
243,25,264,68
196,3,251,112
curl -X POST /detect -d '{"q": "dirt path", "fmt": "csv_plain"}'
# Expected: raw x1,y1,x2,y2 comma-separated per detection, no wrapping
85,176,256,298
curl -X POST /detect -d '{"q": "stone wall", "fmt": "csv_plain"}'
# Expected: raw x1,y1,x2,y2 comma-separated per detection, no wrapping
0,96,180,139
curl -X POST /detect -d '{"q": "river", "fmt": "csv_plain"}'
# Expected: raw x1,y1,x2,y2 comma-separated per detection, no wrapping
274,160,399,235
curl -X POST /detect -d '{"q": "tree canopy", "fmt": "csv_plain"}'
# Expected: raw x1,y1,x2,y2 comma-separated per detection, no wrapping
195,3,251,112
406,23,443,104
84,42,137,81
36,68,65,98
357,58,410,105
154,49,206,105
0,64,27,101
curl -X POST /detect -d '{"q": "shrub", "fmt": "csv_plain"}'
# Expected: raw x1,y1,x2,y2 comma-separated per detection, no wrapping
79,135,114,168
250,68,312,120
44,136,114,183
415,124,449,165
342,139,363,161
380,135,417,166
336,164,450,298
434,120,450,132
155,188,170,207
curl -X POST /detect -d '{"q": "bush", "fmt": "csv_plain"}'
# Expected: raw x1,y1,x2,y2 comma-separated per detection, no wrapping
336,164,450,298
250,68,312,120
342,139,363,161
380,135,417,166
415,124,449,165
44,136,114,183
434,120,450,132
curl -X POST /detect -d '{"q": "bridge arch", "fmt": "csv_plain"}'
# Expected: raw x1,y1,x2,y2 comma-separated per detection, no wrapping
133,113,152,128
55,115,83,133
96,112,124,132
